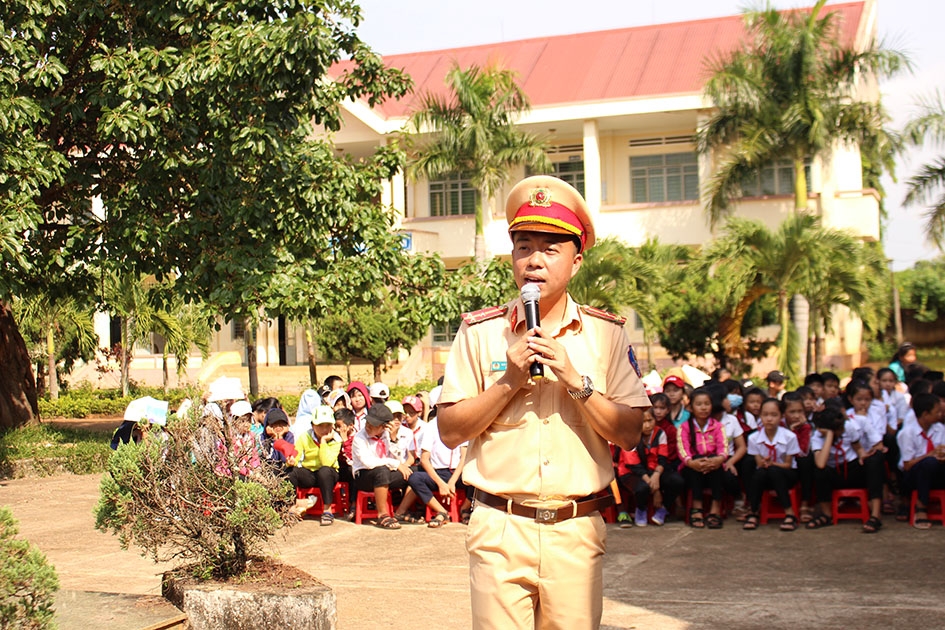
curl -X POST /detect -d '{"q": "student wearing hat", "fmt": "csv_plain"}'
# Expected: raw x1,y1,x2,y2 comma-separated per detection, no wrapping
662,375,691,427
437,175,651,629
385,400,415,467
351,403,413,530
261,408,296,468
347,381,372,432
289,406,344,525
369,382,390,405
402,395,428,461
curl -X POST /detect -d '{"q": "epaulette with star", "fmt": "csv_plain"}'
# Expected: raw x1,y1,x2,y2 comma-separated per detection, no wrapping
579,304,627,326
461,305,509,326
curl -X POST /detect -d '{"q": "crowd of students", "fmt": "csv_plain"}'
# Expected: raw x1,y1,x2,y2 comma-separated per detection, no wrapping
114,341,944,533
615,353,945,531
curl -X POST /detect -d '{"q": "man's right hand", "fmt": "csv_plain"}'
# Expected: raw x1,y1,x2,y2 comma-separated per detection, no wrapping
499,332,537,392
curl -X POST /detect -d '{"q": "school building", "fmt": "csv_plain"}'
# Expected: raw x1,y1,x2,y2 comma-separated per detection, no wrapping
102,0,883,388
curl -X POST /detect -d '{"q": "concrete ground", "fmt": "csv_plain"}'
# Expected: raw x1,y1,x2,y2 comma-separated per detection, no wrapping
3,473,945,629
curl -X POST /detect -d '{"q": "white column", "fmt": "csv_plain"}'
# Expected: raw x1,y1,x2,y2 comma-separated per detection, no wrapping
582,120,602,216
392,169,406,225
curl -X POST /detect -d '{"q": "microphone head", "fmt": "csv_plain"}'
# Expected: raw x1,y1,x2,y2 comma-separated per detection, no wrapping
520,283,541,303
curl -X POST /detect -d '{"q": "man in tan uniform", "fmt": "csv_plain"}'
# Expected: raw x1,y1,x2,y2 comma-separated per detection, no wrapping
438,175,651,630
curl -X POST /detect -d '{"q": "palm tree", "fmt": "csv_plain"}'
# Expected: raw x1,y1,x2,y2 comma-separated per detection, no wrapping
697,0,906,226
706,213,871,383
12,293,97,400
406,61,550,260
903,92,945,247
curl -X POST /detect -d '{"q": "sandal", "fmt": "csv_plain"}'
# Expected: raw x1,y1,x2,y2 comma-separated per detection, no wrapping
374,515,401,530
461,508,473,525
806,514,832,529
862,516,882,534
705,513,723,529
393,512,423,525
780,514,797,532
320,512,335,526
688,508,705,529
742,514,759,531
428,512,449,528
799,506,814,524
913,507,932,530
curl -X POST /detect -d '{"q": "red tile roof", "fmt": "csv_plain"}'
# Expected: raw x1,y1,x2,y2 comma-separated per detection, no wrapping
332,2,865,120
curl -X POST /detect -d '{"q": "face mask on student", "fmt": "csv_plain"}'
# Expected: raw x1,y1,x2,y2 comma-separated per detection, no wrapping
727,394,744,409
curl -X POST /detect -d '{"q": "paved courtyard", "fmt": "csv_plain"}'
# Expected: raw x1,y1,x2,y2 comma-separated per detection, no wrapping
3,473,945,629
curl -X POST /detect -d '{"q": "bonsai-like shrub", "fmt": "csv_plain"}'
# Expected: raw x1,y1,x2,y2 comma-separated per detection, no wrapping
0,507,59,629
94,409,296,579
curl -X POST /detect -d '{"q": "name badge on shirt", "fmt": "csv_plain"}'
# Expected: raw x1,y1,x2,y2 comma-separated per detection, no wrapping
490,360,507,373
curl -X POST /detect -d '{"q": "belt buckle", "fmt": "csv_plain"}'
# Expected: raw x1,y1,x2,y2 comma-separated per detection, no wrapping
535,508,558,524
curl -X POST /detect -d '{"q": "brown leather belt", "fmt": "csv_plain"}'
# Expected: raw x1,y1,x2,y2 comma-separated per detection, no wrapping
472,489,614,524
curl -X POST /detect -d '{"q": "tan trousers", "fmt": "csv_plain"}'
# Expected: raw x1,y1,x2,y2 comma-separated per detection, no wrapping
465,505,607,630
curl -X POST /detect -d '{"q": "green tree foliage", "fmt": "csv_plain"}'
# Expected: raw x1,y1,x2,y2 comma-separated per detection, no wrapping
0,0,412,419
903,92,945,247
405,62,550,259
705,213,879,383
896,258,945,323
448,257,518,314
0,507,59,630
697,0,906,227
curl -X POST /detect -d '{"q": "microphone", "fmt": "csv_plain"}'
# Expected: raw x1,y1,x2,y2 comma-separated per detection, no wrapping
520,283,543,380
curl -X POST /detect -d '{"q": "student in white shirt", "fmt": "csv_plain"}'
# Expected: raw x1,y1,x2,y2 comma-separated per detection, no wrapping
351,404,412,530
402,418,469,528
897,393,945,529
743,398,801,531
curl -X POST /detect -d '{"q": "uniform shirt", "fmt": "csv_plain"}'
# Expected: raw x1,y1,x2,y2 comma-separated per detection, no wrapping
902,408,918,433
847,410,884,451
389,425,414,464
896,422,945,471
655,418,679,463
439,295,651,501
419,418,467,470
719,413,744,458
351,427,399,474
677,417,727,465
810,420,865,467
408,419,428,459
867,398,895,434
747,426,801,469
743,411,760,431
881,389,908,426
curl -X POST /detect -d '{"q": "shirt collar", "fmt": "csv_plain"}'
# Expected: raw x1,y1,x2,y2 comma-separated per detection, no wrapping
510,294,582,335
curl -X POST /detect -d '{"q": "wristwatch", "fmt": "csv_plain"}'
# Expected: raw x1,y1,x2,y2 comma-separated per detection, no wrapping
568,375,594,400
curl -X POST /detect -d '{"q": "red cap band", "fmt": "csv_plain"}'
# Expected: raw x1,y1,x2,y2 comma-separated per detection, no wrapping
508,202,586,251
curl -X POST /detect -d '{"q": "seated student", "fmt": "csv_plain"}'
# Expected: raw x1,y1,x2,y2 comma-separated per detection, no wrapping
401,395,428,462
807,402,885,532
260,408,296,470
650,393,679,472
324,374,345,392
766,371,786,400
347,381,372,432
742,387,766,432
351,403,412,530
616,408,683,527
846,378,890,521
678,387,728,529
804,373,826,408
878,367,909,429
897,393,945,529
743,398,801,531
901,379,934,432
783,391,814,523
384,401,415,468
251,397,281,440
394,416,470,528
215,400,261,479
289,406,343,525
662,375,691,427
716,389,748,520
334,408,356,485
821,372,841,403
291,388,321,441
795,386,819,419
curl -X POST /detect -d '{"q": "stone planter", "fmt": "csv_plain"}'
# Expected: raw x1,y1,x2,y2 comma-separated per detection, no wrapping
162,559,336,630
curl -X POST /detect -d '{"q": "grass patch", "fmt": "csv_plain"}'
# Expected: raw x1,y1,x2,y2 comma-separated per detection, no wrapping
0,424,112,476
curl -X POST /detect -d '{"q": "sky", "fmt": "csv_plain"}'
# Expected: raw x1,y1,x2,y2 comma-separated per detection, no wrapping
353,0,945,271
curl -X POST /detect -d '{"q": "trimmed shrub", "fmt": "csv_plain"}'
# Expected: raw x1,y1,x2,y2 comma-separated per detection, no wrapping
0,507,59,629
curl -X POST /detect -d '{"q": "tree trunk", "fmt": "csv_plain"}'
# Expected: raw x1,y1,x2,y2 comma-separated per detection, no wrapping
305,326,317,386
121,317,131,397
373,360,382,383
794,155,809,211
245,322,259,398
792,294,809,377
46,324,59,401
474,196,487,262
345,359,351,384
35,362,46,398
718,285,772,359
162,349,170,392
0,302,40,428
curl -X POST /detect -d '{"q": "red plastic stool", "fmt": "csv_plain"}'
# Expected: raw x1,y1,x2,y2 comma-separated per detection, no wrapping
831,489,870,524
909,489,945,526
759,486,799,524
296,483,349,518
354,491,395,524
